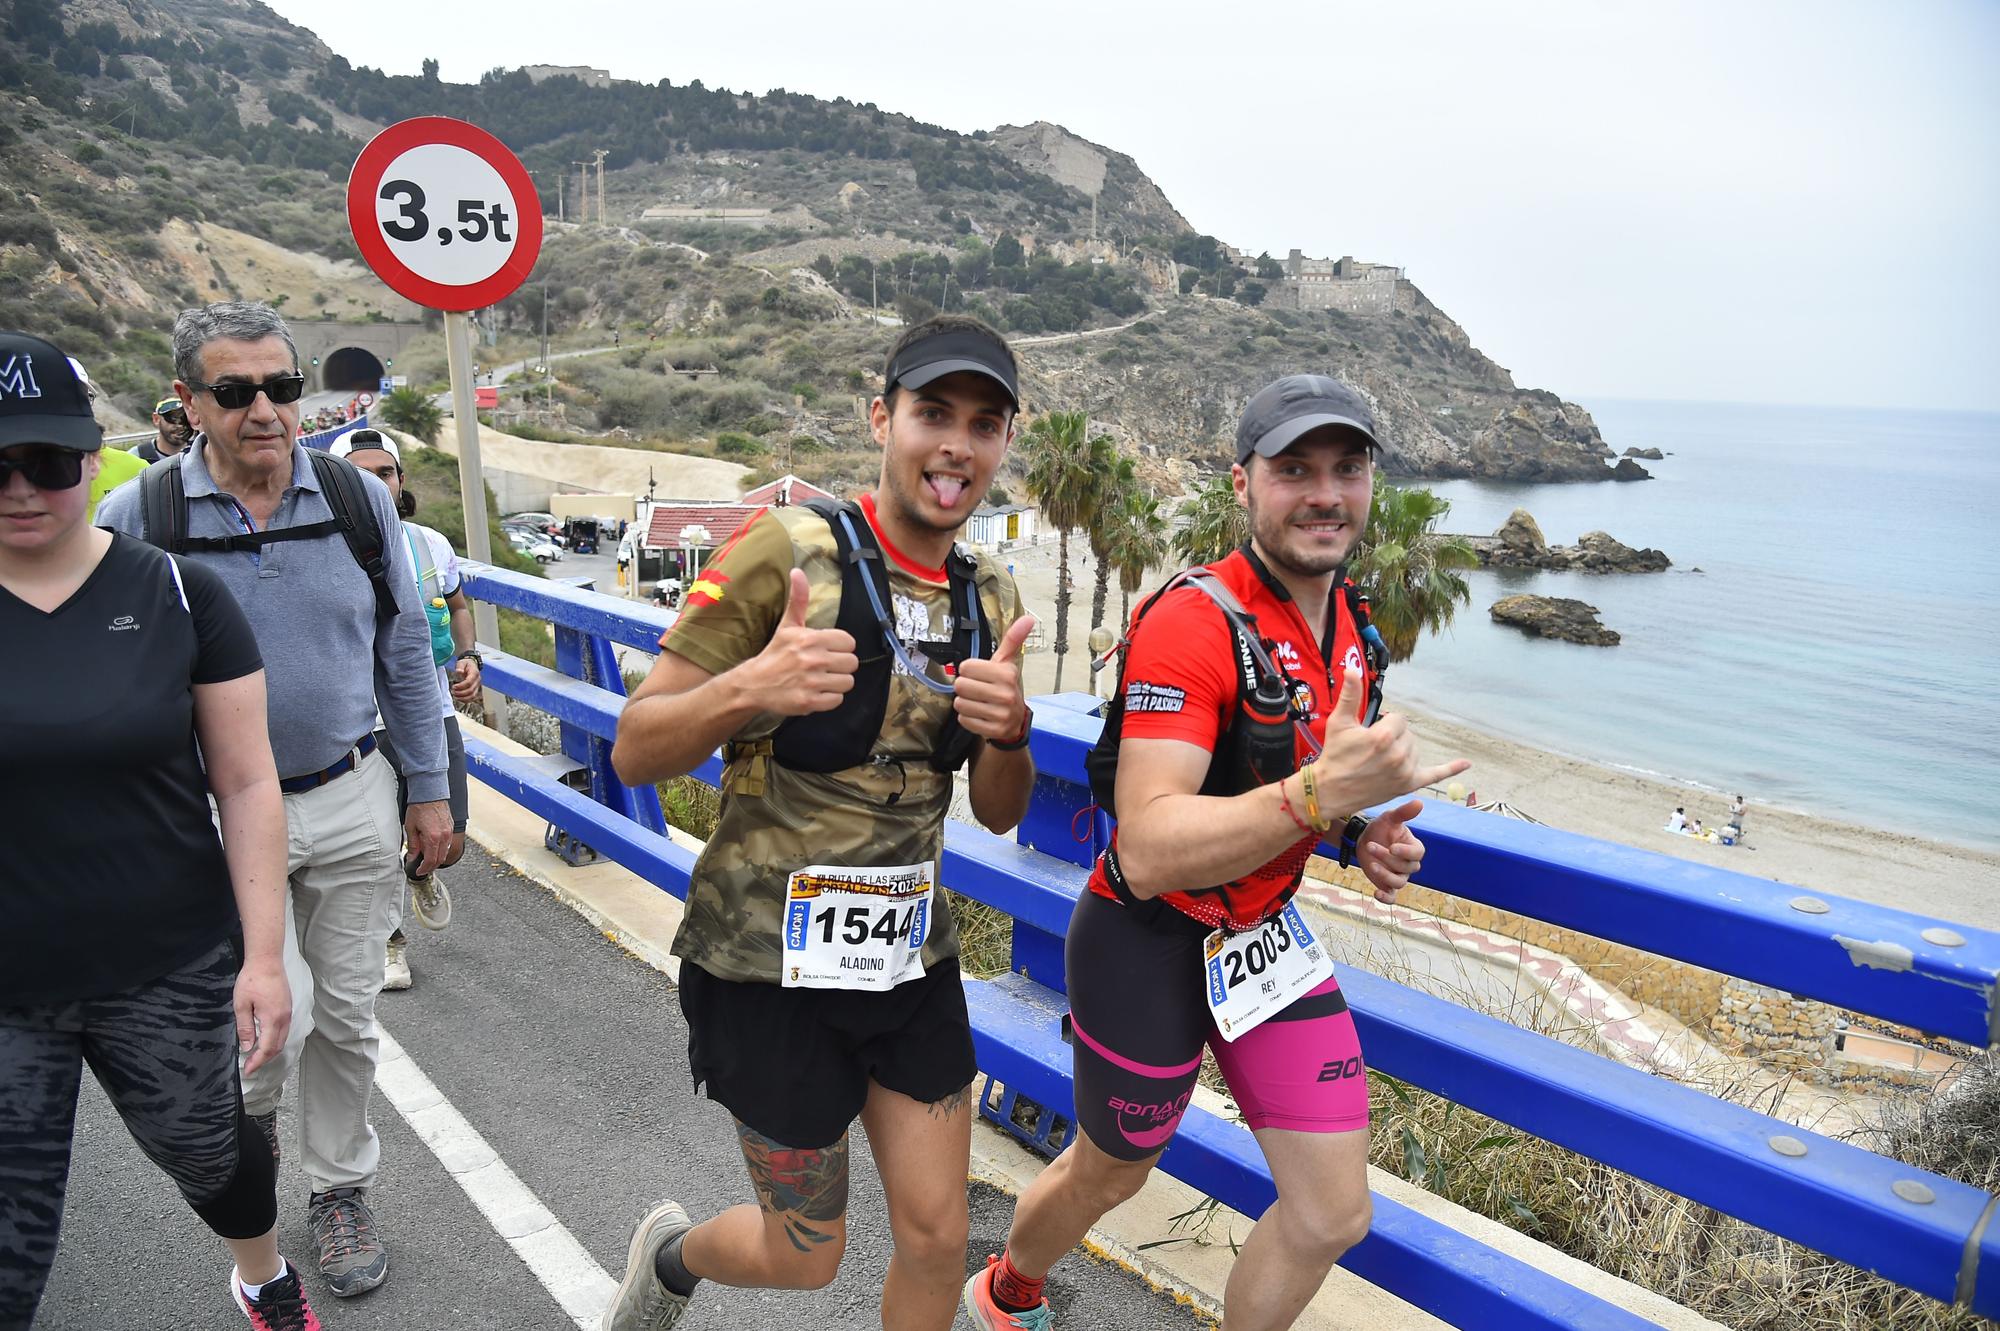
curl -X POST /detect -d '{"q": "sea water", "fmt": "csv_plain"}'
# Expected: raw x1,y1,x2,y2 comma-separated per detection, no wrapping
1387,399,2000,850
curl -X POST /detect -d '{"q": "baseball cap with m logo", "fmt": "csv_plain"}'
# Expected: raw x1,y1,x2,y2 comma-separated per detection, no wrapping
0,331,102,452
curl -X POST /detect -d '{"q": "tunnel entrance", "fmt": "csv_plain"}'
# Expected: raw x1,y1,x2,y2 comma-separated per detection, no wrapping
321,346,387,392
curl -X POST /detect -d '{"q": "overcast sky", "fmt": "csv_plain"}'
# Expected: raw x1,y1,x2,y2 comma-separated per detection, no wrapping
269,0,1998,412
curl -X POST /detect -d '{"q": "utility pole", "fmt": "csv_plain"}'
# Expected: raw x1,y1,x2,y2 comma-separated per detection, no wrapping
592,148,608,226
572,161,591,226
870,259,878,319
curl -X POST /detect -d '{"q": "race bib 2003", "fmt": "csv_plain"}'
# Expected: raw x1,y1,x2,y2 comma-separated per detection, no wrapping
1204,901,1334,1041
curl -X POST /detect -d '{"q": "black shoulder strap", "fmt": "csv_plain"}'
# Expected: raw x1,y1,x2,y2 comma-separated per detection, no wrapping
807,497,896,634
306,449,399,623
138,454,186,552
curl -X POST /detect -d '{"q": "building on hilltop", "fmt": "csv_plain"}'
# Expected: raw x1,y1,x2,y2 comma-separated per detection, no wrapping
523,64,613,88
1273,250,1405,315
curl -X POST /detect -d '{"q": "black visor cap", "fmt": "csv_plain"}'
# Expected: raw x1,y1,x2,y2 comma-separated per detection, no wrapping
886,329,1019,409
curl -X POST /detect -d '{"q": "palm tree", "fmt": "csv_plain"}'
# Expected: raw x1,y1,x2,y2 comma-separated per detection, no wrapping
1085,454,1138,633
1101,484,1171,629
1172,471,1248,567
378,386,443,445
1350,483,1481,662
1017,410,1115,691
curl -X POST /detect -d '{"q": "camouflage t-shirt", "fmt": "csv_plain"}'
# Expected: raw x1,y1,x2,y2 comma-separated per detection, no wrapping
660,497,1026,985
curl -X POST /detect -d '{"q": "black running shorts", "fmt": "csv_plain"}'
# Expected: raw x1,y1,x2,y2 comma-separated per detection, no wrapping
678,956,977,1150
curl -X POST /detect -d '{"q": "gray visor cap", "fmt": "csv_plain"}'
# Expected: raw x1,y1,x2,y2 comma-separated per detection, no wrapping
896,357,1018,406
1235,374,1381,465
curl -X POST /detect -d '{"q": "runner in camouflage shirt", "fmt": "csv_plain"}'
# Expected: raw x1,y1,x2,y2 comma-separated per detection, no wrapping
602,316,1038,1331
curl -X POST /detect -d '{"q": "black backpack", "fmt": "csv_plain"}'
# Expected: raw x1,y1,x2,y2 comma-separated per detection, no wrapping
765,498,994,775
136,448,399,622
1086,565,1386,819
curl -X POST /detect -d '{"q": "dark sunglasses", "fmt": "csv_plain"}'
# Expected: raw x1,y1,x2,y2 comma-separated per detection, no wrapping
0,448,86,491
190,373,307,410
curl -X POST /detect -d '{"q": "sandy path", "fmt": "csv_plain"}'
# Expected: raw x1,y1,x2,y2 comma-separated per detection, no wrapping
433,416,749,501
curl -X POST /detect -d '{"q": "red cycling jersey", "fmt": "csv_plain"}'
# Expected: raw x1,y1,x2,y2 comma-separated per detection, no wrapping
1087,546,1374,929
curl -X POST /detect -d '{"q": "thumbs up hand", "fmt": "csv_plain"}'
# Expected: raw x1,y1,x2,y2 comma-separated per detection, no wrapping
752,568,859,716
1311,668,1470,816
954,613,1036,744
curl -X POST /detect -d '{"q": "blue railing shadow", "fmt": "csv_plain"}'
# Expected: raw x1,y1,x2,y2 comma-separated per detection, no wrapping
461,563,2000,1327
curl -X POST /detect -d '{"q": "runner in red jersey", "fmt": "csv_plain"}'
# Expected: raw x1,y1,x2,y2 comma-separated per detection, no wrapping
965,376,1470,1331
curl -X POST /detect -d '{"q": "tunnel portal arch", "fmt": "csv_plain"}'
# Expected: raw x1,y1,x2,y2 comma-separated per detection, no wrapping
321,346,387,392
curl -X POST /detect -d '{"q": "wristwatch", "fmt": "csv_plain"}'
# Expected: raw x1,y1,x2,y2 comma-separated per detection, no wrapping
1336,813,1373,869
456,649,483,664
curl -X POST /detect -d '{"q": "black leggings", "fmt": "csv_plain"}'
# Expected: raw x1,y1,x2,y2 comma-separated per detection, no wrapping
0,941,276,1330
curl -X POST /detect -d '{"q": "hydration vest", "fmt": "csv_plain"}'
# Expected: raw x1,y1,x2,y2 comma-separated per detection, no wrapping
763,498,996,777
1087,551,1387,924
1087,551,1388,817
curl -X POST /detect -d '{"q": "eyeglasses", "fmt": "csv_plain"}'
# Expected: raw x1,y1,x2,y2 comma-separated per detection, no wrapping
189,373,307,410
0,448,86,491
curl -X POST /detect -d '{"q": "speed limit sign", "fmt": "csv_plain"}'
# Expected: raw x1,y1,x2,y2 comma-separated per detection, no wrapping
346,117,543,311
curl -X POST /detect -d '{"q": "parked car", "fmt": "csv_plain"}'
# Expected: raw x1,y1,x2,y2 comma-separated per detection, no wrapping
505,510,559,533
506,528,562,564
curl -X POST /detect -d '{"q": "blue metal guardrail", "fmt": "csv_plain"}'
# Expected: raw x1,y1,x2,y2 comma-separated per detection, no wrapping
461,564,2000,1325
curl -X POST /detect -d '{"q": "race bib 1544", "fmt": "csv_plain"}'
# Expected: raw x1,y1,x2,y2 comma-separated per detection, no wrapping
781,862,933,991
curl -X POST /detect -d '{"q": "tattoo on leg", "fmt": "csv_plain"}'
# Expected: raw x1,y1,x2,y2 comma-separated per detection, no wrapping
736,1120,849,1252
925,1083,973,1119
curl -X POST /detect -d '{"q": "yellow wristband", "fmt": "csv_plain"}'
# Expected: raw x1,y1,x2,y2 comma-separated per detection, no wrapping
1300,764,1332,833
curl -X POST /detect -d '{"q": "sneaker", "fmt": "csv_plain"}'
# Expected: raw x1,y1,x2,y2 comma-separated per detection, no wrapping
232,1262,322,1330
251,1111,279,1170
308,1187,389,1297
382,933,412,991
964,1255,1055,1330
408,871,451,931
600,1199,693,1330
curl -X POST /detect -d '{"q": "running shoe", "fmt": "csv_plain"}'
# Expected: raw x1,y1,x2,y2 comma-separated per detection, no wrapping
232,1262,322,1329
408,871,452,930
308,1187,389,1297
382,933,412,991
251,1111,279,1170
600,1199,693,1330
964,1255,1055,1330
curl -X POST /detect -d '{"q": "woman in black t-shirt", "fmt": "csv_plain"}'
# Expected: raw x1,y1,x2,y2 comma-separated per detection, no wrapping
0,333,318,1330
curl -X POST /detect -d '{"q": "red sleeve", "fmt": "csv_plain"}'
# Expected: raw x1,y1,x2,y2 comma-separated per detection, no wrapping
1115,586,1234,751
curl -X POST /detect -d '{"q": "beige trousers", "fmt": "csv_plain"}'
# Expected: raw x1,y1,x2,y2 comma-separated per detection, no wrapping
238,746,404,1194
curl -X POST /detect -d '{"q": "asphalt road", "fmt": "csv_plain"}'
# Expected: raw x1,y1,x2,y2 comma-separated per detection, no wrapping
35,845,1208,1330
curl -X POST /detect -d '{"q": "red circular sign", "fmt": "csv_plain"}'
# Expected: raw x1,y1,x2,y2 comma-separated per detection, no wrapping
347,116,544,312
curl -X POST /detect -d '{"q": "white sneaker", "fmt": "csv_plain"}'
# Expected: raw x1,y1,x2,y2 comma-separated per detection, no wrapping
409,872,452,931
382,935,412,991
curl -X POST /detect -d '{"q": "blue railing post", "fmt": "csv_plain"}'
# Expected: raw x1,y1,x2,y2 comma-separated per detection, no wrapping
1008,692,1106,994
548,577,667,836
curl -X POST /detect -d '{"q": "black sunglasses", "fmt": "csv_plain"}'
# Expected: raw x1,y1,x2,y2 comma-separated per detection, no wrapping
190,373,307,410
0,448,86,491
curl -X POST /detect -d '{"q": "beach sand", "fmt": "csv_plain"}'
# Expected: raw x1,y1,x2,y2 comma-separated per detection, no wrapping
999,534,2000,935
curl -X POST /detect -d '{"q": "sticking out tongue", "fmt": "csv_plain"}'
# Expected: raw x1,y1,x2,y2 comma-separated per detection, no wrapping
927,474,967,509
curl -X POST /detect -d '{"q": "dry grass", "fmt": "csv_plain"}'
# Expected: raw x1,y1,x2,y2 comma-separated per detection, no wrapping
1333,923,1999,1328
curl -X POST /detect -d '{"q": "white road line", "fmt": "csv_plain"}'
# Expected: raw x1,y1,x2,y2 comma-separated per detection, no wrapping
375,1028,615,1330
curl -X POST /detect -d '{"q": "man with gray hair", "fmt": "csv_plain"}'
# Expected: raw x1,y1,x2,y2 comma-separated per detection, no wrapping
98,300,452,1300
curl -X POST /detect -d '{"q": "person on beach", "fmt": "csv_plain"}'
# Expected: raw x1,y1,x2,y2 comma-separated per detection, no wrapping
329,429,483,991
0,332,318,1329
1667,806,1686,833
600,315,1038,1331
963,375,1468,1331
97,302,451,1299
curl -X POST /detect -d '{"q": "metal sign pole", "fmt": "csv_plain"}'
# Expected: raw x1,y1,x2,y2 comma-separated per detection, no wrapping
445,310,504,729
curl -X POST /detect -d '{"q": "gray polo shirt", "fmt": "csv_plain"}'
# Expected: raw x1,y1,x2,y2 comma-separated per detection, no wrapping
97,436,448,803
